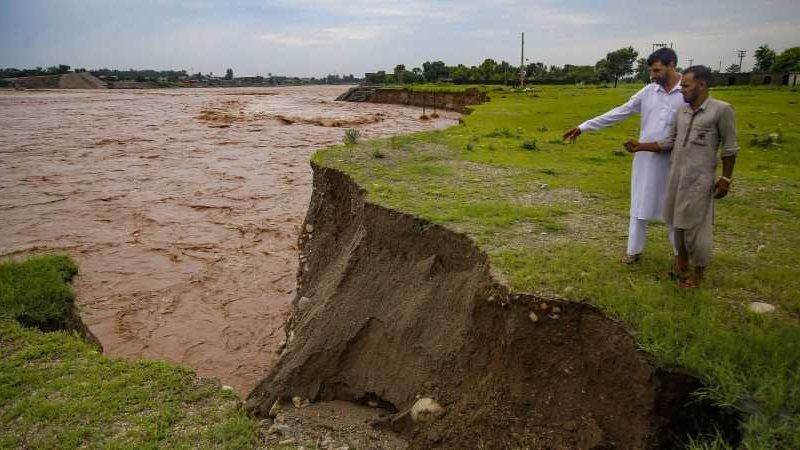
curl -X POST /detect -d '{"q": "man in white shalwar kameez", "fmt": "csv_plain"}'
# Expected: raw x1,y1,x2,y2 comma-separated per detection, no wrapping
563,48,683,264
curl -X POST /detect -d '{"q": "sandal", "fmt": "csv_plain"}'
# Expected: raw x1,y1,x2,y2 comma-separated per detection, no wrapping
622,253,642,264
662,266,689,281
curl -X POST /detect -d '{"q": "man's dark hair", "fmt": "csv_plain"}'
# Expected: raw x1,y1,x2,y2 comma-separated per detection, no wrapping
684,65,713,87
647,48,678,67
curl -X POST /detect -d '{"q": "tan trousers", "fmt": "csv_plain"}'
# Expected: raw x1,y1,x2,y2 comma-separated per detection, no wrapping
675,203,714,268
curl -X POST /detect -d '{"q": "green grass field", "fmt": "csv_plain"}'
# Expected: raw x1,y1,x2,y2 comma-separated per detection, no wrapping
317,84,800,449
0,255,262,449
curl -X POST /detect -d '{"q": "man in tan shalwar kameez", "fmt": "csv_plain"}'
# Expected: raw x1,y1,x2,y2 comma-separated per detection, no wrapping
627,65,738,288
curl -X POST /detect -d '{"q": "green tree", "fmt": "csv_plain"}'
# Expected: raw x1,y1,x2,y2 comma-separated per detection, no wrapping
596,46,638,87
478,58,498,80
634,58,649,83
225,68,234,80
422,60,448,82
393,64,405,84
525,62,547,80
772,47,800,72
753,45,776,73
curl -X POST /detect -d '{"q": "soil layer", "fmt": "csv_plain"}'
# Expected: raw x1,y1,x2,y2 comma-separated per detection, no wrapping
246,164,740,449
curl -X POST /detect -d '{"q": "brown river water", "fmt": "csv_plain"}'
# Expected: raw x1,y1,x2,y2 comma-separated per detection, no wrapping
0,86,457,393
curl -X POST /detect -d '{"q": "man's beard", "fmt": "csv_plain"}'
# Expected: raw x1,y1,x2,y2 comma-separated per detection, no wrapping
654,76,668,86
683,91,698,103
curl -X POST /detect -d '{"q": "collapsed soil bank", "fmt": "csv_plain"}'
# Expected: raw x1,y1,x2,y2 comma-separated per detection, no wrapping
246,163,741,449
336,87,487,113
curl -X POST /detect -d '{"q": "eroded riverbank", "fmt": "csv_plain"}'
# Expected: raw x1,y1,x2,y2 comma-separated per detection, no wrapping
0,85,458,393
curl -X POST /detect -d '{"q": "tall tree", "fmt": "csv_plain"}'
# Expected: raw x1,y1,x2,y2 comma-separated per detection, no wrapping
393,64,405,84
753,45,776,73
421,61,448,82
596,47,638,87
772,47,800,72
634,58,649,83
478,58,498,80
725,64,740,73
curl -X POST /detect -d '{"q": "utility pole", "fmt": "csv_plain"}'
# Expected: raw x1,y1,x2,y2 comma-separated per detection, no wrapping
736,50,746,73
520,32,526,88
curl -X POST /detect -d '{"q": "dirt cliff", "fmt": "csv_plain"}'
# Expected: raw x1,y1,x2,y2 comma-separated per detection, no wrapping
337,87,486,113
246,163,740,449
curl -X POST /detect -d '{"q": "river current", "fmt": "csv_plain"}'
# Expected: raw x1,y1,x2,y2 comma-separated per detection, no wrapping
0,85,457,392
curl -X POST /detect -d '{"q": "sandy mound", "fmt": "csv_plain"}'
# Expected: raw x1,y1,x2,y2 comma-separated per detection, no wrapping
59,73,108,89
246,165,740,449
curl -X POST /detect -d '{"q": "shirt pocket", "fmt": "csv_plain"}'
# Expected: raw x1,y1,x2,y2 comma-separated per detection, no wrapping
690,125,716,147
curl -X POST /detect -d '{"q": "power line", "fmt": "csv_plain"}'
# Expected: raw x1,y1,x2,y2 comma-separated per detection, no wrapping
651,42,674,53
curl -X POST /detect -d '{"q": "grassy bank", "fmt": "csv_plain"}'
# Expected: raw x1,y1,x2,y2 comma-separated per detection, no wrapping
317,85,800,448
0,255,262,449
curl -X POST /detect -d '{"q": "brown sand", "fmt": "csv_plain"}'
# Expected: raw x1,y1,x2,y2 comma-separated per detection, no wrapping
0,86,457,394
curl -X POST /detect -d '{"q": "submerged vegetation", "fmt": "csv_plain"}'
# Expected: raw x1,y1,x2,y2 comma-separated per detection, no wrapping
316,85,800,448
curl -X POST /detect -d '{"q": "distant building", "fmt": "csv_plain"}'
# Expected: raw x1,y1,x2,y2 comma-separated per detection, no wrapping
789,73,800,87
711,72,790,87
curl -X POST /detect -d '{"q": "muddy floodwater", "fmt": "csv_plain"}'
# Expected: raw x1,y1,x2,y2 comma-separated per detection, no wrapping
0,86,457,393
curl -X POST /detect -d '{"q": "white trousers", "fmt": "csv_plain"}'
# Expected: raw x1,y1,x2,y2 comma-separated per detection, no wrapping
627,216,677,256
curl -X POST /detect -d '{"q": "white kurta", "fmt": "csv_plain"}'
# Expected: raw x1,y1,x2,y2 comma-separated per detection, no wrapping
579,81,685,220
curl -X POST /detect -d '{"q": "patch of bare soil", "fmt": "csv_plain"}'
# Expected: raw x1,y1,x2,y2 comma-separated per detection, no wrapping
246,164,741,449
263,400,407,449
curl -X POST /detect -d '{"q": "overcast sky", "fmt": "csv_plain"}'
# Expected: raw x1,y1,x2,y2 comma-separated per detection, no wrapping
1,0,798,77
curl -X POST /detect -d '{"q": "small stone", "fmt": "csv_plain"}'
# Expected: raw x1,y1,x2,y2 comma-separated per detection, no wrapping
529,311,539,323
278,438,296,445
756,244,766,252
268,400,281,418
221,385,234,391
539,302,548,310
267,424,290,435
292,396,310,408
552,306,561,314
563,286,574,295
487,295,495,303
305,223,314,233
298,296,311,309
550,314,560,320
748,302,776,314
410,398,444,423
334,447,350,450
368,400,379,408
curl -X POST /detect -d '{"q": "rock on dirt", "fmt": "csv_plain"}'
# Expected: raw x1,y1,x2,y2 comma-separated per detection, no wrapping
748,302,776,314
409,398,444,423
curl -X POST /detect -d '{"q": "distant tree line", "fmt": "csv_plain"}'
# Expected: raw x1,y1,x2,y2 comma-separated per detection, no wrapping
1,64,73,78
752,45,800,73
372,47,642,86
373,44,800,86
0,65,362,85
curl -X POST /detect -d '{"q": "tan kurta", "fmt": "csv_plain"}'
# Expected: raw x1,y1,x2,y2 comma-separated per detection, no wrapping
657,97,739,229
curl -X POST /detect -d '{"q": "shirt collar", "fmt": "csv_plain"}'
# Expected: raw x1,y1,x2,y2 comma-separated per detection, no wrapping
657,75,682,94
